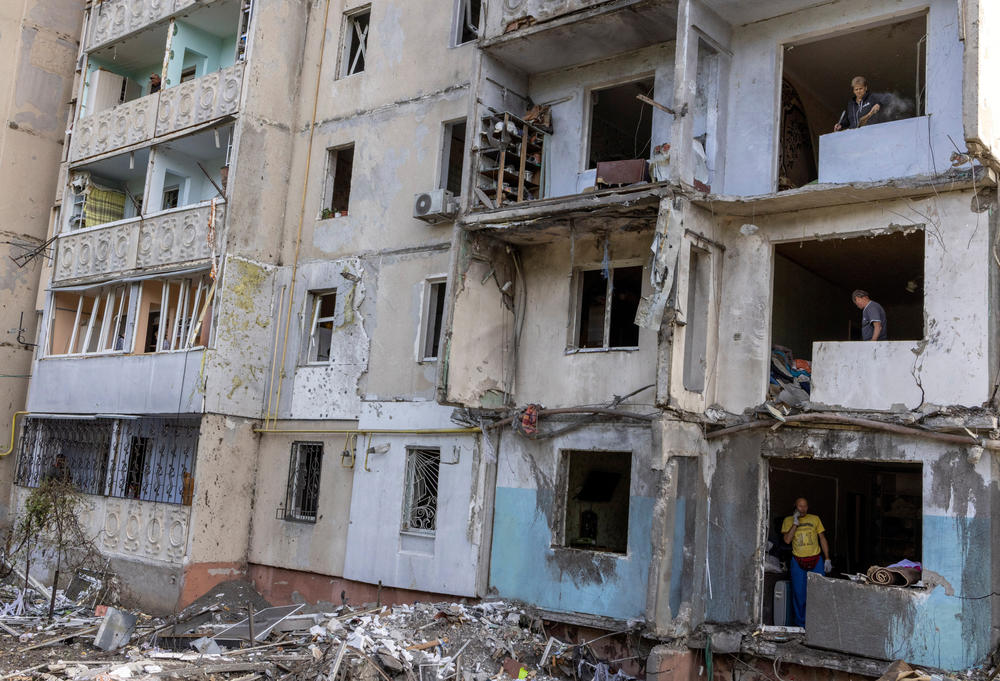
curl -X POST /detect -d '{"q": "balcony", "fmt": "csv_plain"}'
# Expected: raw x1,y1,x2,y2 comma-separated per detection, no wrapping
87,0,200,51
70,63,245,164
810,340,987,411
52,201,224,284
817,117,936,185
480,0,677,74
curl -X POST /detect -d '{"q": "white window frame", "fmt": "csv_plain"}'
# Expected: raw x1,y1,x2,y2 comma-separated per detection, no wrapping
323,144,355,217
305,289,337,364
451,0,481,46
47,283,134,357
340,7,371,78
418,276,447,362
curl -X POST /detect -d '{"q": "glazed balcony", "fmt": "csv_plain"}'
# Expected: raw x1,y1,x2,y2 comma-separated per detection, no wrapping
70,62,245,164
52,200,225,284
87,0,200,51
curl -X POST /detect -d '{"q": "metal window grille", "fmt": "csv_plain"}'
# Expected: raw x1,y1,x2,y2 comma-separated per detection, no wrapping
402,448,439,533
15,417,200,505
284,442,322,522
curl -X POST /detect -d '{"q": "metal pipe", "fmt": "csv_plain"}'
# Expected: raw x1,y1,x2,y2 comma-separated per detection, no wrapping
0,411,28,457
254,427,480,435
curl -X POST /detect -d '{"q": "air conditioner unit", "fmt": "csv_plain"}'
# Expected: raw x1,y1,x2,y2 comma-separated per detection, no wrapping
413,189,457,224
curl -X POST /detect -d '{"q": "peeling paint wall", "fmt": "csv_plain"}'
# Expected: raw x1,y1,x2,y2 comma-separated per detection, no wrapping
489,422,656,622
0,0,85,523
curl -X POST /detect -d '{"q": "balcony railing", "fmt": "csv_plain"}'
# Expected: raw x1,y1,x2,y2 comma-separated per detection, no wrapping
70,62,245,164
53,201,224,283
87,0,200,52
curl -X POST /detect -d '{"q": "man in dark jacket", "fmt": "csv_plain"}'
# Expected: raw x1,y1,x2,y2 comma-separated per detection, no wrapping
834,76,882,131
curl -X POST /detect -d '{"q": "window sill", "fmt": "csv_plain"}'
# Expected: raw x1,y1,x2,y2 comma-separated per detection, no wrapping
282,514,317,524
550,544,628,558
400,528,435,538
564,346,640,355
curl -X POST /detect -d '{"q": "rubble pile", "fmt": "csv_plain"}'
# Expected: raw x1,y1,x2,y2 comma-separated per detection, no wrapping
0,581,635,681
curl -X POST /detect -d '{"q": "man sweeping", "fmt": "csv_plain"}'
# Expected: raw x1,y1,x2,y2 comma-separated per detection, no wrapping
781,497,832,627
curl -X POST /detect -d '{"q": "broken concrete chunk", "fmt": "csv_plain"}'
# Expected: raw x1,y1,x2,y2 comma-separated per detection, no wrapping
191,635,222,655
93,607,137,652
379,651,405,673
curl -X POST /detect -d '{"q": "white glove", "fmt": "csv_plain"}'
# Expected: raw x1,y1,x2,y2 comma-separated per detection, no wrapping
792,510,800,526
824,559,833,573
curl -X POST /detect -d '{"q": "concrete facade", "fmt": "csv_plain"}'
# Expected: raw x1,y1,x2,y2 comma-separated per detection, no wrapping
6,0,1000,678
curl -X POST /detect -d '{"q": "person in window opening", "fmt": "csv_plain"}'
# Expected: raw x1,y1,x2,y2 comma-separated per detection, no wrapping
852,289,887,341
148,73,161,94
781,497,832,627
44,453,73,485
834,76,882,131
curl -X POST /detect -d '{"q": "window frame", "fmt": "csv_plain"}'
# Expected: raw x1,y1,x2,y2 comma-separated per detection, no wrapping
418,277,447,363
451,0,481,46
284,441,323,523
323,144,355,217
554,449,632,555
340,6,371,78
439,119,467,197
305,289,338,365
401,447,440,535
569,262,644,352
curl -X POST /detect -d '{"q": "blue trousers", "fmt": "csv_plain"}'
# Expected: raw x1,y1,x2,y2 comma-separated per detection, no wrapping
789,556,824,627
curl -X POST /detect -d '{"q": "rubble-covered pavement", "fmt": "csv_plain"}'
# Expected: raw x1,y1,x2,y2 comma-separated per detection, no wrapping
0,580,641,681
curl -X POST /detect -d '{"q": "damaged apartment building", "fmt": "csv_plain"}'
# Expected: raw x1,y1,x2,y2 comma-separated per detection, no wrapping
5,0,1000,679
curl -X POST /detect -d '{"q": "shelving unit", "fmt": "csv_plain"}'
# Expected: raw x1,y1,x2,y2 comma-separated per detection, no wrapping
475,111,548,208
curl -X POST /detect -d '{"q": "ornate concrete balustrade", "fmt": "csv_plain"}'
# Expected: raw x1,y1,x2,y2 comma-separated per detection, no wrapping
69,63,244,163
87,0,200,51
53,202,224,283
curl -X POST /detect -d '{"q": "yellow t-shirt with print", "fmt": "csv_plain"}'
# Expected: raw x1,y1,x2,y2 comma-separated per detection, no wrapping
781,513,825,558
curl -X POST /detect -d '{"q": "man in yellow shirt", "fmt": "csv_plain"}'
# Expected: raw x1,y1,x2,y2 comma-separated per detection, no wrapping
781,497,832,627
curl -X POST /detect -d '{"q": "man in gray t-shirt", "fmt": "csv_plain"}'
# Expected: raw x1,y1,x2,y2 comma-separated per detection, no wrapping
852,290,887,341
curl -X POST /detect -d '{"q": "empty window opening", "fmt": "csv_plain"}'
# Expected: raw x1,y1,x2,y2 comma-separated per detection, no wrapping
770,231,924,369
440,120,467,196
402,448,440,534
342,8,370,77
682,246,711,392
49,284,133,356
559,450,631,554
779,13,927,189
16,416,199,505
588,78,654,169
692,39,721,191
325,145,355,216
162,185,180,210
576,265,642,349
151,124,232,212
763,459,922,626
284,442,323,522
306,290,337,364
180,65,198,83
455,0,481,45
422,280,447,361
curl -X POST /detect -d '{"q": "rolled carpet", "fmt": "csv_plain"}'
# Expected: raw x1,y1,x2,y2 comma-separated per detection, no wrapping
867,566,921,586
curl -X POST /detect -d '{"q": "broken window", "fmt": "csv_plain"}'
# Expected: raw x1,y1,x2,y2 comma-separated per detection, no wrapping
162,185,180,210
421,279,446,361
559,450,631,554
67,150,150,230
325,145,354,217
575,265,642,349
16,416,199,505
779,13,927,189
454,0,481,45
135,274,214,354
284,442,323,522
764,459,922,625
150,124,231,212
341,8,370,77
180,65,198,83
402,448,439,534
770,231,924,367
440,120,467,197
49,284,134,356
682,246,711,392
588,78,654,169
305,290,337,364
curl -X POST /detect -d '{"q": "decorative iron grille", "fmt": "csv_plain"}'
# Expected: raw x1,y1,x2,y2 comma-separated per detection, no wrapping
284,442,322,522
402,448,440,533
15,416,200,505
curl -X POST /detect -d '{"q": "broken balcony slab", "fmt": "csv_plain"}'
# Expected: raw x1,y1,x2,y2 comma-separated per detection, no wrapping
742,635,891,678
460,183,665,243
480,0,678,74
690,167,992,217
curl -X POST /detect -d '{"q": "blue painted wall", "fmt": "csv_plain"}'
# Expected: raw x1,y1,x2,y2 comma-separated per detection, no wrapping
885,514,991,669
490,487,654,621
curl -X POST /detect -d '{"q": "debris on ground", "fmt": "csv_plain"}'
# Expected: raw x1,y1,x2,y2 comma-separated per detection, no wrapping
0,580,645,681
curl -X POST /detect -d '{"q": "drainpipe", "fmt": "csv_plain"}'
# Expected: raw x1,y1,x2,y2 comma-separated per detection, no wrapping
0,411,28,457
